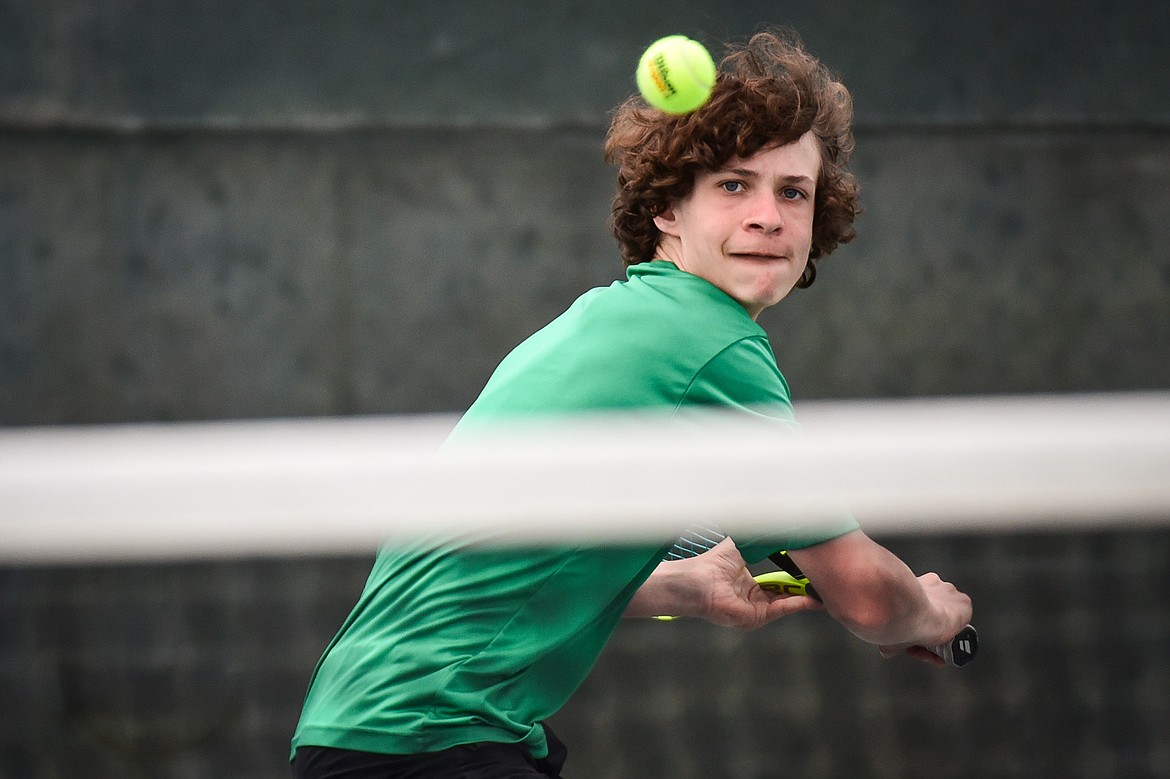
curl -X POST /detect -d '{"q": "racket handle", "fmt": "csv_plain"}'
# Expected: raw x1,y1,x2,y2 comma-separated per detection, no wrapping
926,624,978,667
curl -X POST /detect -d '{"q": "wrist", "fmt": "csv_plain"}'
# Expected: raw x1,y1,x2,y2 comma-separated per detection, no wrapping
624,558,706,618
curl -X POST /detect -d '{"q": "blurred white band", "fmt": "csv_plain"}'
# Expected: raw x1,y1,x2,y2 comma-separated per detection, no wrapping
2,392,1168,563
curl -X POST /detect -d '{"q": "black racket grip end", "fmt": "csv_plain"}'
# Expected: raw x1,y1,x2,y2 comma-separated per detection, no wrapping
931,624,978,667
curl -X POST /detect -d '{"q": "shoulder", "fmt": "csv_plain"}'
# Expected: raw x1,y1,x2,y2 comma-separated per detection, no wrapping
610,261,768,342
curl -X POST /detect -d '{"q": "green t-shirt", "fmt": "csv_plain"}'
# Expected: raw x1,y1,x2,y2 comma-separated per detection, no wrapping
291,261,857,760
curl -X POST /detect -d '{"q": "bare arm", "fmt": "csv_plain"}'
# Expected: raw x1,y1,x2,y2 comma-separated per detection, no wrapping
787,529,972,649
625,538,822,629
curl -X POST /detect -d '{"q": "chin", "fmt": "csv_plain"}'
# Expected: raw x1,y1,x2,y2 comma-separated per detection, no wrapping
748,281,793,308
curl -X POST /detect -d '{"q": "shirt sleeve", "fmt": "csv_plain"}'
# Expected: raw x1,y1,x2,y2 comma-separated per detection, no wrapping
734,516,860,564
681,335,860,562
679,336,796,420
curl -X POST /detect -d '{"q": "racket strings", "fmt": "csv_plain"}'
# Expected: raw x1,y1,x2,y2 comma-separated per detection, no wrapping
664,524,728,560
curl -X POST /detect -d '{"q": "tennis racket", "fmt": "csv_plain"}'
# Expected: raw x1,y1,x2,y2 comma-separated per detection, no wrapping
769,550,978,668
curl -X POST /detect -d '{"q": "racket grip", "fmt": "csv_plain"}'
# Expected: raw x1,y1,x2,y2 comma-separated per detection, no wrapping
926,624,978,667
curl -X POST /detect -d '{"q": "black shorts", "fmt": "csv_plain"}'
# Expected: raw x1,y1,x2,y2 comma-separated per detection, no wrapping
292,724,568,779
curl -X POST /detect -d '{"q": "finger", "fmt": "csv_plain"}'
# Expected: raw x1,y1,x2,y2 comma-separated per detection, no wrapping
761,594,822,622
878,645,946,665
903,645,947,666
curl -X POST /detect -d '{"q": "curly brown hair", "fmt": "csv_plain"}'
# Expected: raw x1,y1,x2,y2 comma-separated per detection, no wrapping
605,29,861,288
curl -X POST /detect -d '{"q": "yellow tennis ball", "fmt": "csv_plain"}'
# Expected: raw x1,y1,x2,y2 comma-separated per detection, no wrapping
636,35,716,115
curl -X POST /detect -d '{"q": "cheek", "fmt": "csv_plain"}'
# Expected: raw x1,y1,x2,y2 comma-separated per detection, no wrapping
801,206,817,238
792,217,816,254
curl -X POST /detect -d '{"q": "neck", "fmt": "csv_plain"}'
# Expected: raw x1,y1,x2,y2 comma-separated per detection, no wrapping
652,236,683,267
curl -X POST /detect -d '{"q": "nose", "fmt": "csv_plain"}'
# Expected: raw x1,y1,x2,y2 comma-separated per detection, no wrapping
744,193,783,233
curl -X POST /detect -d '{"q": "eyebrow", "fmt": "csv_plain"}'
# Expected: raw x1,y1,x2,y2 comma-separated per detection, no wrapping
722,168,815,186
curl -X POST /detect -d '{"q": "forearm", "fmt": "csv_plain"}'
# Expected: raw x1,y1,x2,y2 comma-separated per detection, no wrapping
823,552,944,646
789,531,970,647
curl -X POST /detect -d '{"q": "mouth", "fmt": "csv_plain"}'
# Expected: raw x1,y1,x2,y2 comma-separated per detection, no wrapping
728,251,786,261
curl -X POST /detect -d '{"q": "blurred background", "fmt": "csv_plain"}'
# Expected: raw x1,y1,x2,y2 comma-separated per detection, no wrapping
1,1,1168,777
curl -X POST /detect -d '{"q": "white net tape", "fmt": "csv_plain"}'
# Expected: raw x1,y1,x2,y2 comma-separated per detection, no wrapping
2,392,1168,563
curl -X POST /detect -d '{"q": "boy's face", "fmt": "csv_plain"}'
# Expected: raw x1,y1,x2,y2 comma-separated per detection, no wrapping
653,132,821,320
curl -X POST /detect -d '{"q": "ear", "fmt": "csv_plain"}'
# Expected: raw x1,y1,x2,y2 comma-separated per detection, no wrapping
652,204,681,237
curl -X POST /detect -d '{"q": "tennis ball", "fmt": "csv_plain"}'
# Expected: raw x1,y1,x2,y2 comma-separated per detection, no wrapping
636,35,716,115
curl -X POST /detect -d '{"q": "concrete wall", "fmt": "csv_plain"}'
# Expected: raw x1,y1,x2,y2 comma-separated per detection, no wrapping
3,530,1167,779
3,1,1168,424
2,2,1169,778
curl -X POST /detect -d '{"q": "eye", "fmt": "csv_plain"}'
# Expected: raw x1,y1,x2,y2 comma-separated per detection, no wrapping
720,180,746,193
780,186,807,200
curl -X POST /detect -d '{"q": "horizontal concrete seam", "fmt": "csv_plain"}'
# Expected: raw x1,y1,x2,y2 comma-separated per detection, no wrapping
2,116,1169,138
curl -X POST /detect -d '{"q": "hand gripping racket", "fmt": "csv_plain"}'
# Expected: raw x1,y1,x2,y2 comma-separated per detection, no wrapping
653,568,810,622
768,551,978,668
